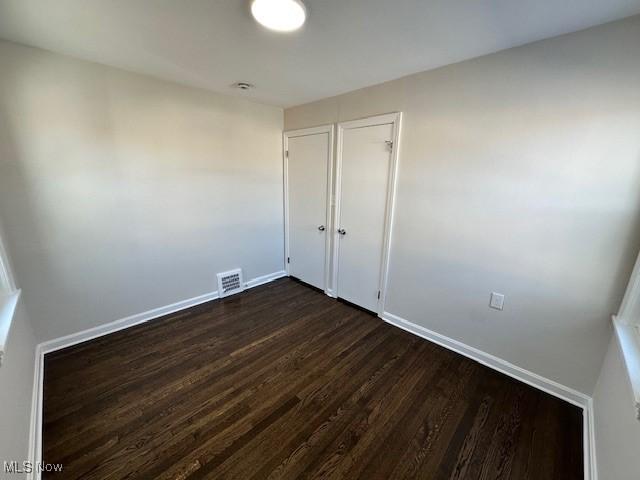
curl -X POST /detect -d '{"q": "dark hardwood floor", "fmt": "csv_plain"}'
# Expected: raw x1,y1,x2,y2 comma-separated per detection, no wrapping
43,278,583,479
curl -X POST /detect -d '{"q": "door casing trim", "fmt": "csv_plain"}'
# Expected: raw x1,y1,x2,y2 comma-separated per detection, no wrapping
332,112,403,314
283,124,335,295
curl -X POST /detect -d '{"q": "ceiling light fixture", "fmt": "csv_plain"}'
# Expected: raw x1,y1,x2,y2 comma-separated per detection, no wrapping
251,0,306,32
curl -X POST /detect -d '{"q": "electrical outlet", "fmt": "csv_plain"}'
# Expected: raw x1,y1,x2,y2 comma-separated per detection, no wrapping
489,292,505,310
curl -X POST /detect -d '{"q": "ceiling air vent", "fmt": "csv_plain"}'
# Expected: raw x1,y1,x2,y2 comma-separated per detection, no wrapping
232,82,254,91
217,269,245,298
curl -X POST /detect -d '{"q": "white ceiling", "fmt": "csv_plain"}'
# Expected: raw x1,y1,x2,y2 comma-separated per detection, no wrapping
0,0,639,107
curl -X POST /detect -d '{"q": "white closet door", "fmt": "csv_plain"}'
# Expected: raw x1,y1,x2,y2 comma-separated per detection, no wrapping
286,129,331,290
336,122,394,312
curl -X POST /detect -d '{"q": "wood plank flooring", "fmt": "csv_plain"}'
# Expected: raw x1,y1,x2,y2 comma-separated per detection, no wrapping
43,278,583,479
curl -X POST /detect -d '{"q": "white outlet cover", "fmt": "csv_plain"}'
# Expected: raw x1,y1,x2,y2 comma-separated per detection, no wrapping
490,292,505,310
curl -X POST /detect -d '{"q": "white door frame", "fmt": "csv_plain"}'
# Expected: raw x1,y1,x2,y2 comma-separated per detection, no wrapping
332,112,402,315
283,124,335,294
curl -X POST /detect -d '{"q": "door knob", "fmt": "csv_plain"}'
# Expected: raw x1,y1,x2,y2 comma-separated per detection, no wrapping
318,225,326,231
337,228,347,235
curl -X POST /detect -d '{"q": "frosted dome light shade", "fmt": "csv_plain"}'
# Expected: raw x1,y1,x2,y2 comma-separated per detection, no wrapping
251,0,306,32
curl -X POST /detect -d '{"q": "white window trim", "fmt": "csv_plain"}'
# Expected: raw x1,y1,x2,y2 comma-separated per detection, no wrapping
0,232,20,367
614,250,640,420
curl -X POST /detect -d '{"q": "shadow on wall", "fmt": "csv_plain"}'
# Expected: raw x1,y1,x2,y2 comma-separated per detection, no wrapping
0,42,285,342
0,71,52,327
611,162,640,313
0,48,119,340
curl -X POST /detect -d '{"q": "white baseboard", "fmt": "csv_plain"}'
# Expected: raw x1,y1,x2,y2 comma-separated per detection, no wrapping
27,344,43,480
379,310,596,480
39,270,287,355
380,311,589,406
39,291,219,355
28,270,286,479
245,270,287,289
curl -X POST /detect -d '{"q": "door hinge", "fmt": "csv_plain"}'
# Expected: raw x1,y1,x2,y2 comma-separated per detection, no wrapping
385,140,393,151
287,257,290,264
377,290,381,299
285,150,289,158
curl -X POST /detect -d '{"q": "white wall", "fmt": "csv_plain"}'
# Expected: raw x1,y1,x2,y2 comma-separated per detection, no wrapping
593,334,640,480
0,41,285,342
285,16,640,394
0,303,36,479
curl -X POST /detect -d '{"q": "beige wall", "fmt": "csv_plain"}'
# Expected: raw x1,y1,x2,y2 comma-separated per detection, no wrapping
593,334,640,480
0,303,36,479
285,16,640,393
0,41,285,342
